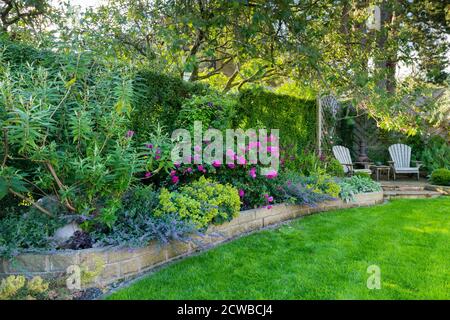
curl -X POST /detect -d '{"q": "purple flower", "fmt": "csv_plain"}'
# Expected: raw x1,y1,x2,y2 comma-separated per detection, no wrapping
227,163,235,169
126,130,135,138
171,175,179,184
144,172,152,178
170,170,176,176
239,189,245,198
146,143,153,149
155,155,161,160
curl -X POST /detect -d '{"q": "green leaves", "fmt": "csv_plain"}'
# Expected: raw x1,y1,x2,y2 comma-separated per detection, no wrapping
0,167,28,200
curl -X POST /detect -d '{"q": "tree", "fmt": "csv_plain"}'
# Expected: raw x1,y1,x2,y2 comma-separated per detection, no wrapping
0,0,48,33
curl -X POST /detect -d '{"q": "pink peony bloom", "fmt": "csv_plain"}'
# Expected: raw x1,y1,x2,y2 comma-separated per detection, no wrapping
171,175,179,184
170,170,176,176
155,155,161,160
186,167,193,173
227,163,235,169
267,205,273,210
197,165,206,173
267,196,274,203
239,189,245,198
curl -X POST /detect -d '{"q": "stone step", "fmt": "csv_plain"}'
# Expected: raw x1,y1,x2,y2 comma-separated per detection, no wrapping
382,185,425,191
383,190,442,199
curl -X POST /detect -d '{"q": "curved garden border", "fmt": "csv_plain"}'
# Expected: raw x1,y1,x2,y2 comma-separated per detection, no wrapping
0,192,383,287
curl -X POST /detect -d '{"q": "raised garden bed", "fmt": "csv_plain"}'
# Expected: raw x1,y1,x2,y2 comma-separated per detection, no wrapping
0,192,384,287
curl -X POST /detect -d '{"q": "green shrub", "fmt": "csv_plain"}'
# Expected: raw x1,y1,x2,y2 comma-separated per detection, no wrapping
354,171,372,179
421,137,450,173
325,157,345,177
430,168,450,186
131,70,208,140
237,88,316,150
91,186,198,247
0,275,50,300
176,92,237,131
337,175,382,202
154,177,241,228
0,210,64,258
0,45,144,223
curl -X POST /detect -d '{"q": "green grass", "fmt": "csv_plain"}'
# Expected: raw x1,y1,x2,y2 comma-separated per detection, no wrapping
107,198,450,300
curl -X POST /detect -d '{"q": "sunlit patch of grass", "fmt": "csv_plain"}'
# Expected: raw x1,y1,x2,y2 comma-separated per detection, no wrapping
108,198,450,300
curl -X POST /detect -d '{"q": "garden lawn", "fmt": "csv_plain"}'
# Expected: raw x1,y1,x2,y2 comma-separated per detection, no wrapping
107,198,450,300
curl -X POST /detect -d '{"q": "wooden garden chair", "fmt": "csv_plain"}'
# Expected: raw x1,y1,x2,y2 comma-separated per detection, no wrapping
388,144,422,180
332,145,372,176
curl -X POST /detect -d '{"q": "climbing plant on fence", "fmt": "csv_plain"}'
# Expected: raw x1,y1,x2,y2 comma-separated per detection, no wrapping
236,88,316,151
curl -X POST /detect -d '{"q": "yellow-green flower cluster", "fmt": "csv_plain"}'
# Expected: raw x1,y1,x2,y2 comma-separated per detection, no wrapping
0,275,49,300
154,176,241,228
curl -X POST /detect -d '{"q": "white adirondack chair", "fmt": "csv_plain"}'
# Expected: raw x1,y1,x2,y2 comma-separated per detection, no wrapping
388,144,422,180
332,145,372,176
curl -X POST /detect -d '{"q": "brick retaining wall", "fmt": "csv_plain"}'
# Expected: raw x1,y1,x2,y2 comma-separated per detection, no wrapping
0,192,383,287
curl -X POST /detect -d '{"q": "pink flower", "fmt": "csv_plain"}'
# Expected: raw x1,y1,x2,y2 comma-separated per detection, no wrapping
156,148,161,154
266,170,278,179
146,143,153,149
186,167,193,173
197,165,206,173
144,172,152,178
194,145,201,152
267,196,274,203
227,163,235,169
249,167,257,179
212,160,221,168
174,162,180,168
155,155,161,160
239,189,245,198
237,156,246,165
126,130,135,138
170,170,176,176
171,175,179,184
267,205,273,210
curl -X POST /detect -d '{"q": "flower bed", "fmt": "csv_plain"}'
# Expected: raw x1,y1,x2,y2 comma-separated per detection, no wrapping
0,192,383,288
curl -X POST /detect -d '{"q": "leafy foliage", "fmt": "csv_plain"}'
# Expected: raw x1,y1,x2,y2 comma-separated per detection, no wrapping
91,185,198,247
0,41,145,219
131,70,207,140
237,88,316,150
337,176,382,203
430,168,450,186
155,177,241,228
0,275,49,300
421,137,450,173
0,210,64,257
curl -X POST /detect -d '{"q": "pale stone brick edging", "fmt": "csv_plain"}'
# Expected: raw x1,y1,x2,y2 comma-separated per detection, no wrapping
0,192,383,287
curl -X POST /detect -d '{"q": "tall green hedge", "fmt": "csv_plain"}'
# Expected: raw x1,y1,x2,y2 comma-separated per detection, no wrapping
131,71,208,140
236,88,316,150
